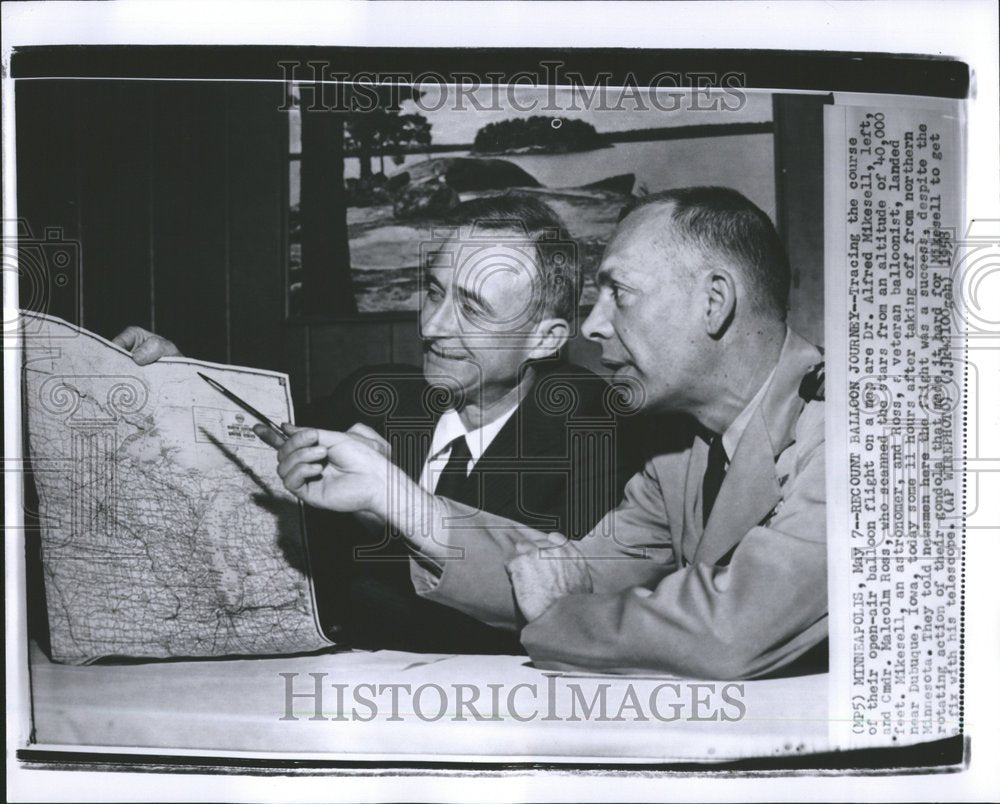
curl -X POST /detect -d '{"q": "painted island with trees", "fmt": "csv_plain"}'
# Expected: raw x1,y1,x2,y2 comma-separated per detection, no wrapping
471,116,607,155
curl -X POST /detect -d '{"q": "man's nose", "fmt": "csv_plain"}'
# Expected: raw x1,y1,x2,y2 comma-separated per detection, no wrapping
420,295,456,339
582,296,613,342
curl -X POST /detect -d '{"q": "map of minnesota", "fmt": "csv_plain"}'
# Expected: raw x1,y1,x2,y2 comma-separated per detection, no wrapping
21,312,331,663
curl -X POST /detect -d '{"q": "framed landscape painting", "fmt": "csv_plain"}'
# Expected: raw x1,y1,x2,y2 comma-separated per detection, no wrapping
287,84,776,313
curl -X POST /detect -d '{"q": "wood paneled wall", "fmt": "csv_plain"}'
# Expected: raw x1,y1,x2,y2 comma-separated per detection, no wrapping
17,79,289,372
774,93,829,348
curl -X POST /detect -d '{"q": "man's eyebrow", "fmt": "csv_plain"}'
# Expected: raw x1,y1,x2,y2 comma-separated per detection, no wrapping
596,265,637,291
456,284,493,314
421,262,445,287
595,267,618,287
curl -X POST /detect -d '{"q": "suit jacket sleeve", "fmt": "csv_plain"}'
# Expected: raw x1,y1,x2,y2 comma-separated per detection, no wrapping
520,401,827,679
410,457,678,630
563,457,677,590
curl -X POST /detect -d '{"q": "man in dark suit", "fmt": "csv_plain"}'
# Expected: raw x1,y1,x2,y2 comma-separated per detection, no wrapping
309,357,632,654
302,195,640,653
116,195,643,654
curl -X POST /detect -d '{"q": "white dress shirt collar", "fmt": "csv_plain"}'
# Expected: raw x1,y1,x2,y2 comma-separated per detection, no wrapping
418,402,521,493
428,404,519,466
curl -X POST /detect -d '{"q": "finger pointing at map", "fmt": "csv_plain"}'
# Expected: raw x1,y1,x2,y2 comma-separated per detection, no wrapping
273,427,391,517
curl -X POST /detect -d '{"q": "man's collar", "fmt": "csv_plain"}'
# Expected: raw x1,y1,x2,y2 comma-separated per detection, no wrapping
758,327,825,456
721,360,778,461
428,402,520,465
706,328,822,461
692,327,823,564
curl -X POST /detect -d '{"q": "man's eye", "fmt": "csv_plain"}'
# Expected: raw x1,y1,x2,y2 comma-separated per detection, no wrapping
426,286,443,300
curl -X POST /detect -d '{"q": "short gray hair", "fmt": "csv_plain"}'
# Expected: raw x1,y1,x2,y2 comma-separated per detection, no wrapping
445,193,581,324
620,187,791,319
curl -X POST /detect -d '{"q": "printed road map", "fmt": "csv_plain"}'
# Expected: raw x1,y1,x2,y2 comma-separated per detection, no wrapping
21,312,331,663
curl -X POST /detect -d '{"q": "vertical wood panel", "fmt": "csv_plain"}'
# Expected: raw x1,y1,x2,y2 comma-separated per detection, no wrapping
75,81,154,340
284,322,311,411
15,81,83,326
390,317,423,366
149,82,230,361
773,93,829,347
226,82,288,372
300,100,354,316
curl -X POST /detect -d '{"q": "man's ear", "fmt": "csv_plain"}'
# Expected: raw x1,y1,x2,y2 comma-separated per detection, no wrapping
527,317,570,359
704,268,737,338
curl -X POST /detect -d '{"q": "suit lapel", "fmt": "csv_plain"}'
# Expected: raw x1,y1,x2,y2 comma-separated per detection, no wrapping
470,374,572,520
693,410,781,564
680,440,706,565
692,329,822,565
469,406,529,517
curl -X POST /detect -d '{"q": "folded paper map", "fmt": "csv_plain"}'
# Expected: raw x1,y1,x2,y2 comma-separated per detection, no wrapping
21,311,332,663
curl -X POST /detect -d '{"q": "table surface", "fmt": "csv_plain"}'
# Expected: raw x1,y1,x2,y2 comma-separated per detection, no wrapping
29,643,830,763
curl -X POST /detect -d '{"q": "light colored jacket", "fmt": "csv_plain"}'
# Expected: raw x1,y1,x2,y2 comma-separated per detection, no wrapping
412,330,827,679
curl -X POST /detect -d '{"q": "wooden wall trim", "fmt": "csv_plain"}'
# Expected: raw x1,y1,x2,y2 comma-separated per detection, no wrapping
773,93,831,347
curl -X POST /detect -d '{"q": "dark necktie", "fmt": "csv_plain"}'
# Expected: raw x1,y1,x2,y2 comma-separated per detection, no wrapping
702,435,728,527
433,435,472,500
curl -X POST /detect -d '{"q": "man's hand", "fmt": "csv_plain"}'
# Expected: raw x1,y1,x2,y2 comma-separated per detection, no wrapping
263,421,451,564
341,422,392,459
112,326,181,365
253,421,391,454
507,533,593,622
271,425,394,517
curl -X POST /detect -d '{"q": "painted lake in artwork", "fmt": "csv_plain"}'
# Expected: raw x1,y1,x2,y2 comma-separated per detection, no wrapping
341,135,774,312
287,86,777,313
